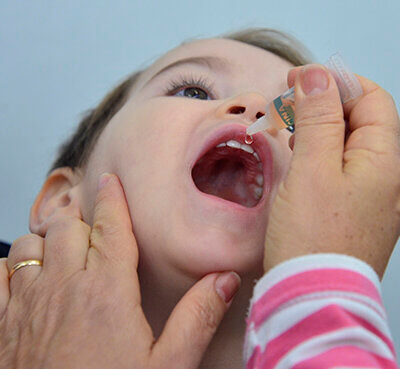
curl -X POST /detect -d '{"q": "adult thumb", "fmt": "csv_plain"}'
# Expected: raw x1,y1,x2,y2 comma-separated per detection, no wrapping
152,272,241,369
292,64,345,174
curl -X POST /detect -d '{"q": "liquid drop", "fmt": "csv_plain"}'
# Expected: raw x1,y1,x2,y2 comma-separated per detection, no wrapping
244,134,253,145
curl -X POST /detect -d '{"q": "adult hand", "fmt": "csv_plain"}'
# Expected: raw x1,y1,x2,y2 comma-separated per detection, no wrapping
264,64,400,278
0,174,240,369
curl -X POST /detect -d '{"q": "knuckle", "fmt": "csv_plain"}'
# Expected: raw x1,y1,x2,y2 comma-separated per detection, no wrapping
11,234,42,250
92,218,120,240
91,219,106,237
10,234,42,258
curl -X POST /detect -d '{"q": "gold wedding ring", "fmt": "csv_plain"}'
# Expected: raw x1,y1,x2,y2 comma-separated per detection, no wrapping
9,259,43,279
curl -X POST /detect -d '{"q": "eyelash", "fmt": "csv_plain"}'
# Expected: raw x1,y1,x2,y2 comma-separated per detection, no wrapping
163,74,216,99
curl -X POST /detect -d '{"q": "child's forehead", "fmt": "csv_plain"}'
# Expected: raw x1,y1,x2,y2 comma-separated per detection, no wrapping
138,38,293,87
151,38,239,69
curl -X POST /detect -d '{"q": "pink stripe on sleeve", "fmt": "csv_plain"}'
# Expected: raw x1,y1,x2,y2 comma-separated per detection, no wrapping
254,305,395,369
249,268,383,329
291,345,398,369
244,254,398,369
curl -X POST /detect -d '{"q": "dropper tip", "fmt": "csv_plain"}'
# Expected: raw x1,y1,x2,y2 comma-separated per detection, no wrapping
246,115,269,135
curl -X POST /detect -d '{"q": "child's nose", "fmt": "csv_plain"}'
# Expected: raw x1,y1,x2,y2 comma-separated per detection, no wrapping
215,92,267,123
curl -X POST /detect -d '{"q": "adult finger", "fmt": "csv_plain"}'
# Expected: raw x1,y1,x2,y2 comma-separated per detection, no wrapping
0,258,10,318
88,173,139,274
7,234,44,293
43,217,90,277
153,271,241,369
342,75,400,157
289,68,400,157
291,64,345,174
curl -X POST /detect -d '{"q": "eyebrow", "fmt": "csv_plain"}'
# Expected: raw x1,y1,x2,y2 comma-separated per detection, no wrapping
147,56,232,83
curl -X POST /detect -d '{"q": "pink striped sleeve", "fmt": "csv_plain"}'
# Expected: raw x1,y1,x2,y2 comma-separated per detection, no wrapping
244,253,398,369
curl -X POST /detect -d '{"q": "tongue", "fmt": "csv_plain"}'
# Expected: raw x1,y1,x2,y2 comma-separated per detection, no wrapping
192,154,259,208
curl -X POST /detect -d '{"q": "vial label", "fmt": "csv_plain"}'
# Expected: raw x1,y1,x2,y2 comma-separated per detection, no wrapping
273,95,295,130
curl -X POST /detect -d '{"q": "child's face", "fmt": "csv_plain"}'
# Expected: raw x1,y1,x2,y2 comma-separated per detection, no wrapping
79,38,293,279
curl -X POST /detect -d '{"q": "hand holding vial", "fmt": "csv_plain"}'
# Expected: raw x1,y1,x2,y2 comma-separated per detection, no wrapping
247,53,363,136
262,64,400,278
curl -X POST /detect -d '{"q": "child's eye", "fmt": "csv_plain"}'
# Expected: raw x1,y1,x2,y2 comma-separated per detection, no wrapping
164,75,215,100
175,86,209,100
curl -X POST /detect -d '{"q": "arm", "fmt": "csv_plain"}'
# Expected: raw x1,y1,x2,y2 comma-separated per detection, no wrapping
245,254,398,368
251,65,400,368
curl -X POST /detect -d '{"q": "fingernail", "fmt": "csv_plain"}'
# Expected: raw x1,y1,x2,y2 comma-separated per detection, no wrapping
300,65,329,96
98,173,112,190
215,272,241,304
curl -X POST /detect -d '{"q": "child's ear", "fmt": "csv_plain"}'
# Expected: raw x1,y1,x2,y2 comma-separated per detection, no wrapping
30,167,83,236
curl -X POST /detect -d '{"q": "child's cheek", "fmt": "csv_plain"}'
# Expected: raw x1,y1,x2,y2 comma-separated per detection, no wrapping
125,97,218,154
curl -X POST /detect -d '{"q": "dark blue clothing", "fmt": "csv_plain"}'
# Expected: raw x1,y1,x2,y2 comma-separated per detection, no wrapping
0,241,10,257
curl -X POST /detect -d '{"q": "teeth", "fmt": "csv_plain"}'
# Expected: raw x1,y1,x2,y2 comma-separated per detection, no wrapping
226,140,241,149
240,143,254,154
254,186,263,199
256,174,264,187
216,139,260,160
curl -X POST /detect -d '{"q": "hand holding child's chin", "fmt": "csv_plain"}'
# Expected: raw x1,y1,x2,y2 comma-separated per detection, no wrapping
0,174,240,369
263,65,400,278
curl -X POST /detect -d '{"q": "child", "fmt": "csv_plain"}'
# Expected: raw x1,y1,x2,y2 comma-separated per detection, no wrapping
2,28,399,368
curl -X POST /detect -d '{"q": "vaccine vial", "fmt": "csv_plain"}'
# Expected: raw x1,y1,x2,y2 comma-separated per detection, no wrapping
246,53,363,135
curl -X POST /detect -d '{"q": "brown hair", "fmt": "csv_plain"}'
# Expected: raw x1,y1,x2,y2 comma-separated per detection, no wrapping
50,27,313,173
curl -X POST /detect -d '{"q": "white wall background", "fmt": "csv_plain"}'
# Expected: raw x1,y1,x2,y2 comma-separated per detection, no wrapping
1,0,399,357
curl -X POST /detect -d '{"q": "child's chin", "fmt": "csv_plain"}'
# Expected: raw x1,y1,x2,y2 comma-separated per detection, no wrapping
180,238,265,277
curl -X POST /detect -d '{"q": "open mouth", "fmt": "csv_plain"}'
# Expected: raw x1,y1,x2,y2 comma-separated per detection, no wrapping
191,138,264,208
